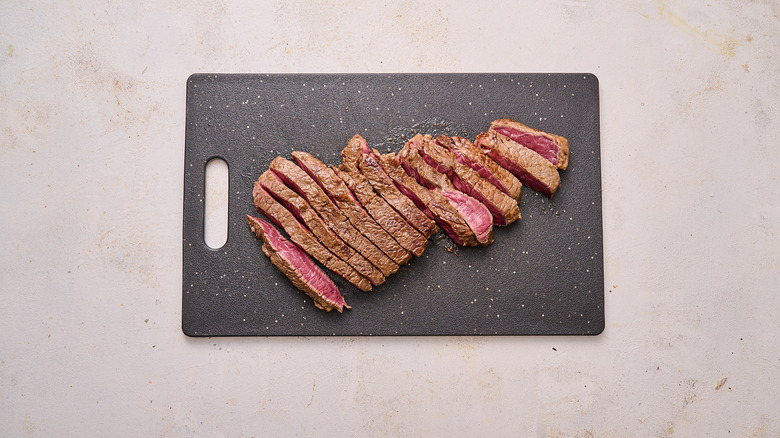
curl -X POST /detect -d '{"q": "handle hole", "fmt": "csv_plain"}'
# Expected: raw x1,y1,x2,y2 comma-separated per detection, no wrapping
204,157,229,249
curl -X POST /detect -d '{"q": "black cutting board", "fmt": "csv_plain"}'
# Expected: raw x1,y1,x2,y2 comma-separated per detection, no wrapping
182,73,603,336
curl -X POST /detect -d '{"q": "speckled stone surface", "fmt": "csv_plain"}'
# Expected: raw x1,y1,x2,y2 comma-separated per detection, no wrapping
2,2,778,436
183,73,603,336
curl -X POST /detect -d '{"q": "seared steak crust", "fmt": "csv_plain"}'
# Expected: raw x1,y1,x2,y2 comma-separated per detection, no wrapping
414,135,520,226
378,152,482,247
336,167,429,257
258,170,386,286
252,182,372,292
292,151,412,266
246,215,350,312
437,135,522,200
475,131,561,198
270,157,399,279
358,152,438,238
490,118,569,170
341,135,437,239
397,135,456,191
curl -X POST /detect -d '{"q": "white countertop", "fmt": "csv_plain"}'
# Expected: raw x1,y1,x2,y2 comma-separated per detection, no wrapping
2,1,778,436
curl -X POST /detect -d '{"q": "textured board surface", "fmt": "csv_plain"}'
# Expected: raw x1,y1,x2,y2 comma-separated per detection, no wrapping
182,73,603,336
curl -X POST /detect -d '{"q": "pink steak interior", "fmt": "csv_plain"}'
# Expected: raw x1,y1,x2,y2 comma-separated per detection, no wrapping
494,126,559,166
451,149,510,194
484,150,553,197
252,217,346,309
441,189,492,243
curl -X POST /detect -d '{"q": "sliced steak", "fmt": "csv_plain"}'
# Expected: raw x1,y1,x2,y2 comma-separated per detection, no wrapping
398,134,456,191
359,154,439,239
291,151,412,266
269,157,399,279
436,135,523,200
344,135,438,238
258,170,386,286
475,131,561,198
396,139,493,244
490,118,569,170
336,167,429,257
379,152,492,247
396,138,494,245
414,135,520,226
246,215,349,312
252,183,372,292
339,134,363,173
438,190,494,246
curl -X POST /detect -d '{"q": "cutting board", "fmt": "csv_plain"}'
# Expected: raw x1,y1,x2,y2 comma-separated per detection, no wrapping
182,73,604,336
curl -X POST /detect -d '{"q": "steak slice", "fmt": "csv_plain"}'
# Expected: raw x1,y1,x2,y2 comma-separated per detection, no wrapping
398,135,493,244
379,152,492,247
291,151,412,266
396,139,494,245
413,135,520,226
246,215,349,312
336,167,429,257
490,118,569,170
475,131,561,198
359,154,439,239
258,170,386,286
270,157,399,279
436,135,523,200
252,183,372,292
339,135,363,173
397,135,456,191
343,135,438,238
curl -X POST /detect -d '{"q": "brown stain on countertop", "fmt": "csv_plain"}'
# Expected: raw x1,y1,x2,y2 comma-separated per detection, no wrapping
22,413,37,435
679,74,726,118
61,36,166,133
657,4,741,58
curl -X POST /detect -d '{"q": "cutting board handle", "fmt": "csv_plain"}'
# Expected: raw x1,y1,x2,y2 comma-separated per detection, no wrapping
203,156,230,249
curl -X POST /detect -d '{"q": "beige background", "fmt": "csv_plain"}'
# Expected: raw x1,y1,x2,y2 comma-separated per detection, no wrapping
2,1,778,436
